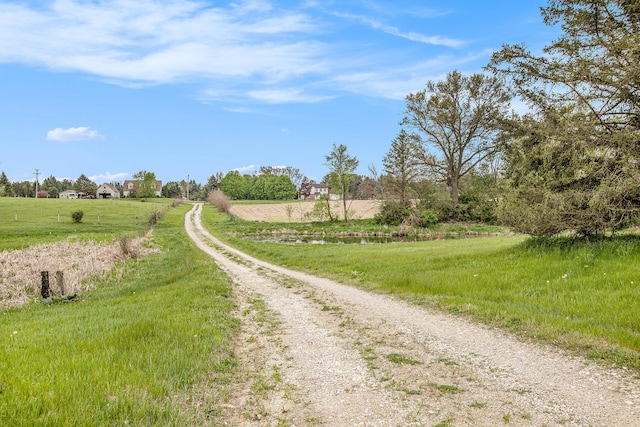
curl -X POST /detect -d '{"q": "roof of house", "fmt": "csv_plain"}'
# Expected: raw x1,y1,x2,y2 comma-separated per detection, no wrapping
123,179,162,190
98,183,119,192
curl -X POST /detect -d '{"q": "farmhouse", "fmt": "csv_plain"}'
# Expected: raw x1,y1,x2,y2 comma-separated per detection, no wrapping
59,190,79,199
96,183,120,199
122,180,162,197
300,183,329,200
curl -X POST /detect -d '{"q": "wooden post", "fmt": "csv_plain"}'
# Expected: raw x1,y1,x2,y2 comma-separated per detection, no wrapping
56,270,65,295
41,271,50,298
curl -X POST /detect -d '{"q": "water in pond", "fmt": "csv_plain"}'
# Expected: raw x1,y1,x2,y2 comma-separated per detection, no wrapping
244,232,474,244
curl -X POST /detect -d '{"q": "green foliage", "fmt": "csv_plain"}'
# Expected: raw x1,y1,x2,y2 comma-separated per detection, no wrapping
219,171,297,201
325,143,359,222
161,180,183,198
373,201,438,227
490,1,640,236
71,209,84,223
73,174,98,195
417,209,438,227
456,170,501,223
133,170,158,199
382,130,422,206
304,195,335,222
0,171,14,197
373,201,413,226
499,109,640,236
402,70,512,210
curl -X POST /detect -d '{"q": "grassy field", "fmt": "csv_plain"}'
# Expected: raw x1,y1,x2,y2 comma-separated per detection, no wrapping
202,204,640,373
0,198,171,250
0,203,238,426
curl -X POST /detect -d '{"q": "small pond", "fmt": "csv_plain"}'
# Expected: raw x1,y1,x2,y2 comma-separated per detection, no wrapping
244,231,492,245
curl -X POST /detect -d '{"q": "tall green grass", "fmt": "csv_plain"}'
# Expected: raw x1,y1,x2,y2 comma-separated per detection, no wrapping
0,205,238,426
0,198,170,250
202,205,640,372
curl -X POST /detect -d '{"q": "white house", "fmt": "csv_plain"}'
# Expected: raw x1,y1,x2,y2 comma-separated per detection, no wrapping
122,179,162,197
96,183,120,199
59,190,79,199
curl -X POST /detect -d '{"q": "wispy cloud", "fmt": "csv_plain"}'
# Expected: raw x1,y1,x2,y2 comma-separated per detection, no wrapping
0,0,322,85
248,88,334,104
334,12,465,48
0,0,480,105
46,126,104,141
89,172,130,184
234,164,258,173
331,50,494,99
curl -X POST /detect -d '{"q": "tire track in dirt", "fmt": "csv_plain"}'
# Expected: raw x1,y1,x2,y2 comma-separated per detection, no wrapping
186,204,640,426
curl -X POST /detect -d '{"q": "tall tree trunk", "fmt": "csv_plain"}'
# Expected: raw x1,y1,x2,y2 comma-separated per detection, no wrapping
342,182,348,222
449,176,459,211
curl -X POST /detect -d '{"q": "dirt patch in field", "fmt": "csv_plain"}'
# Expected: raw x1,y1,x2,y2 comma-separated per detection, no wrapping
0,235,156,309
229,200,382,222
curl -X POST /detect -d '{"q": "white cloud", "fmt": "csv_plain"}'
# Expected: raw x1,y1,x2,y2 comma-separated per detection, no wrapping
0,0,488,104
334,13,465,48
89,172,130,184
46,126,104,141
234,164,258,173
247,88,333,104
0,0,323,85
330,50,495,99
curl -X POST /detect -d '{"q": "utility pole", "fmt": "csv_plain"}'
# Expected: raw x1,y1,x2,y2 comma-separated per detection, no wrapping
34,169,40,198
186,174,190,200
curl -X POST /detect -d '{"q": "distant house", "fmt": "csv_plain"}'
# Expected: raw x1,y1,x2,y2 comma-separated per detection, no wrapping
59,190,79,199
300,183,330,200
122,180,162,198
96,183,120,199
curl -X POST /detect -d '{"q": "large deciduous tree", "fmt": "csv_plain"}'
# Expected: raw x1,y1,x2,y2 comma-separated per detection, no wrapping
402,70,512,212
490,0,640,236
133,170,158,199
259,166,304,188
74,174,98,196
324,143,359,222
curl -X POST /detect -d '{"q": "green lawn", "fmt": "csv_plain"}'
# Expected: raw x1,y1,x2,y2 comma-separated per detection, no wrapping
0,198,171,250
202,204,640,372
0,203,238,426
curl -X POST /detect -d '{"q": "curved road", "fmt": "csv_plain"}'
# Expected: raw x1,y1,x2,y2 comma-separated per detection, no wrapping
186,203,640,426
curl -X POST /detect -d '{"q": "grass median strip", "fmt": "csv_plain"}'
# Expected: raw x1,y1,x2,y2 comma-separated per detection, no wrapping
0,204,238,426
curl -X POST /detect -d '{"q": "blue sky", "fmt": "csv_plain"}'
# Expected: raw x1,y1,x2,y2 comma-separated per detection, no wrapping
0,0,556,185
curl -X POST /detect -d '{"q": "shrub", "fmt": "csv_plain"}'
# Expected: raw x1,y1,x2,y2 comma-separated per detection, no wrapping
207,189,232,214
303,196,335,222
148,209,163,226
373,201,413,226
417,209,438,227
71,210,84,223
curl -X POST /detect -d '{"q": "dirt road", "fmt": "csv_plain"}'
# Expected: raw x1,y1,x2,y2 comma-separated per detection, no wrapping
185,204,640,426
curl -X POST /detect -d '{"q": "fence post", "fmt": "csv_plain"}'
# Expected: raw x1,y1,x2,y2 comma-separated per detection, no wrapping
56,270,65,295
41,271,50,298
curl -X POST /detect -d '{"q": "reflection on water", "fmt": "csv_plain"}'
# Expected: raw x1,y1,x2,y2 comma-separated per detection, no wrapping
243,232,486,245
